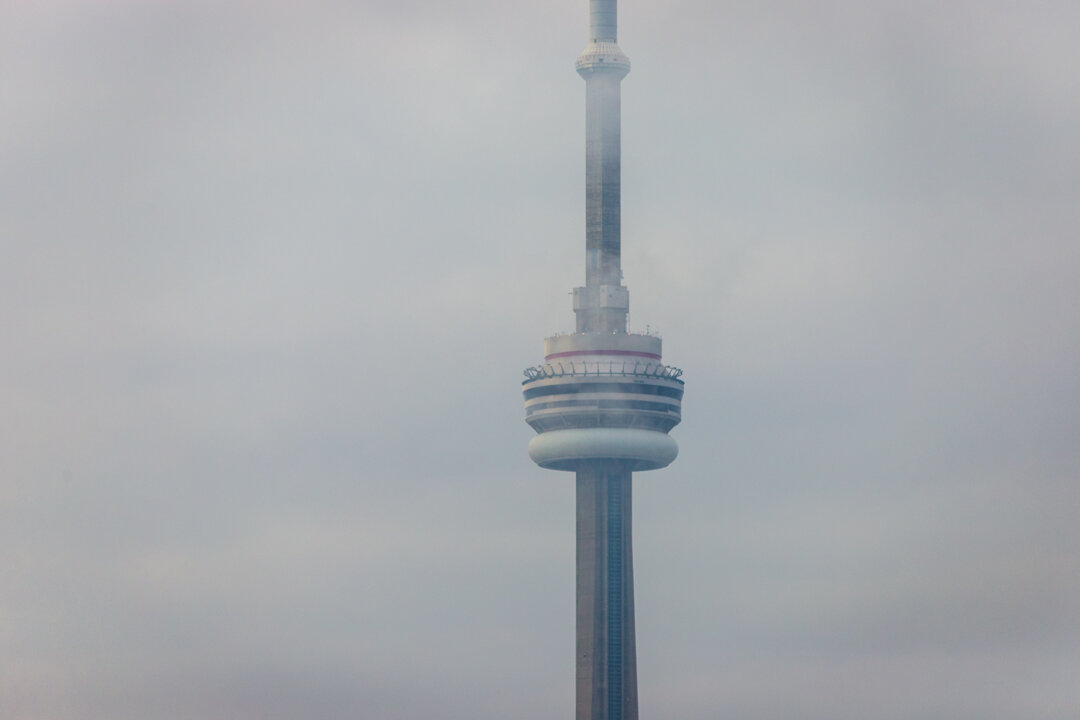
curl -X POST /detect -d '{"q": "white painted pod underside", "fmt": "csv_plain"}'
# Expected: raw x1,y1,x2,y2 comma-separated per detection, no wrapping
528,428,678,472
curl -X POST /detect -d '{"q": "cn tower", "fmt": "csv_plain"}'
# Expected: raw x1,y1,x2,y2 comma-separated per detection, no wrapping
522,2,683,719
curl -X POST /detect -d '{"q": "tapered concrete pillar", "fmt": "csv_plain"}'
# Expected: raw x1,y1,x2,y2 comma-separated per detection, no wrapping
576,464,638,720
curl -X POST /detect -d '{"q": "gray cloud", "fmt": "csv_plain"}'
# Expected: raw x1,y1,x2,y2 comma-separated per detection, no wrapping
1,1,1078,718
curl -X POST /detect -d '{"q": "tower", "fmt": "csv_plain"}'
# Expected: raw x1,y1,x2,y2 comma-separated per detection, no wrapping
522,3,683,719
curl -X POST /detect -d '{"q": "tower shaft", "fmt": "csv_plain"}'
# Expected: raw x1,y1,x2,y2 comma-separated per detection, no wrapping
576,465,638,720
589,0,617,42
584,72,623,294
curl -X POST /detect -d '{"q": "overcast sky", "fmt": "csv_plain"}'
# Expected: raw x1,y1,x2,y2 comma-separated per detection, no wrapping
2,1,1079,718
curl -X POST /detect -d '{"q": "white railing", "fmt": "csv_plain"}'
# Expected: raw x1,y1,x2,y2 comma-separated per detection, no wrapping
523,362,683,383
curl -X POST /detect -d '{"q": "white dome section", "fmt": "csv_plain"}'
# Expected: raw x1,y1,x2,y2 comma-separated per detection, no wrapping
529,428,678,472
576,41,631,73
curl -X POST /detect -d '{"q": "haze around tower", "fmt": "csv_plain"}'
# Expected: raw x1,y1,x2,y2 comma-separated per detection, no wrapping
2,1,1079,719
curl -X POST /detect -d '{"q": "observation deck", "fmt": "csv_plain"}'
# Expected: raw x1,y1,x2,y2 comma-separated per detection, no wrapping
523,332,682,471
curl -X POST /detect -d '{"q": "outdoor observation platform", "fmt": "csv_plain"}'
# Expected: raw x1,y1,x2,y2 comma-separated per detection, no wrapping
523,332,682,471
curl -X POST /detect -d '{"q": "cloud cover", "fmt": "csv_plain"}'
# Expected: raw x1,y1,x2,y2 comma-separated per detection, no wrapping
2,1,1078,718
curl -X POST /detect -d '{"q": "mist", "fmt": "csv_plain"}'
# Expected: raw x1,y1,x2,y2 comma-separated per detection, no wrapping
2,1,1078,718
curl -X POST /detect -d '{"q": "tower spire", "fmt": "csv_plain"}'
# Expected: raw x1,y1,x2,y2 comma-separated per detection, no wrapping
590,0,618,42
574,0,630,333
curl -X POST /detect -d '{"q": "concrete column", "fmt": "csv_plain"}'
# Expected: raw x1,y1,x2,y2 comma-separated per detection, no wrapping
584,72,623,294
590,0,618,42
576,463,638,720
